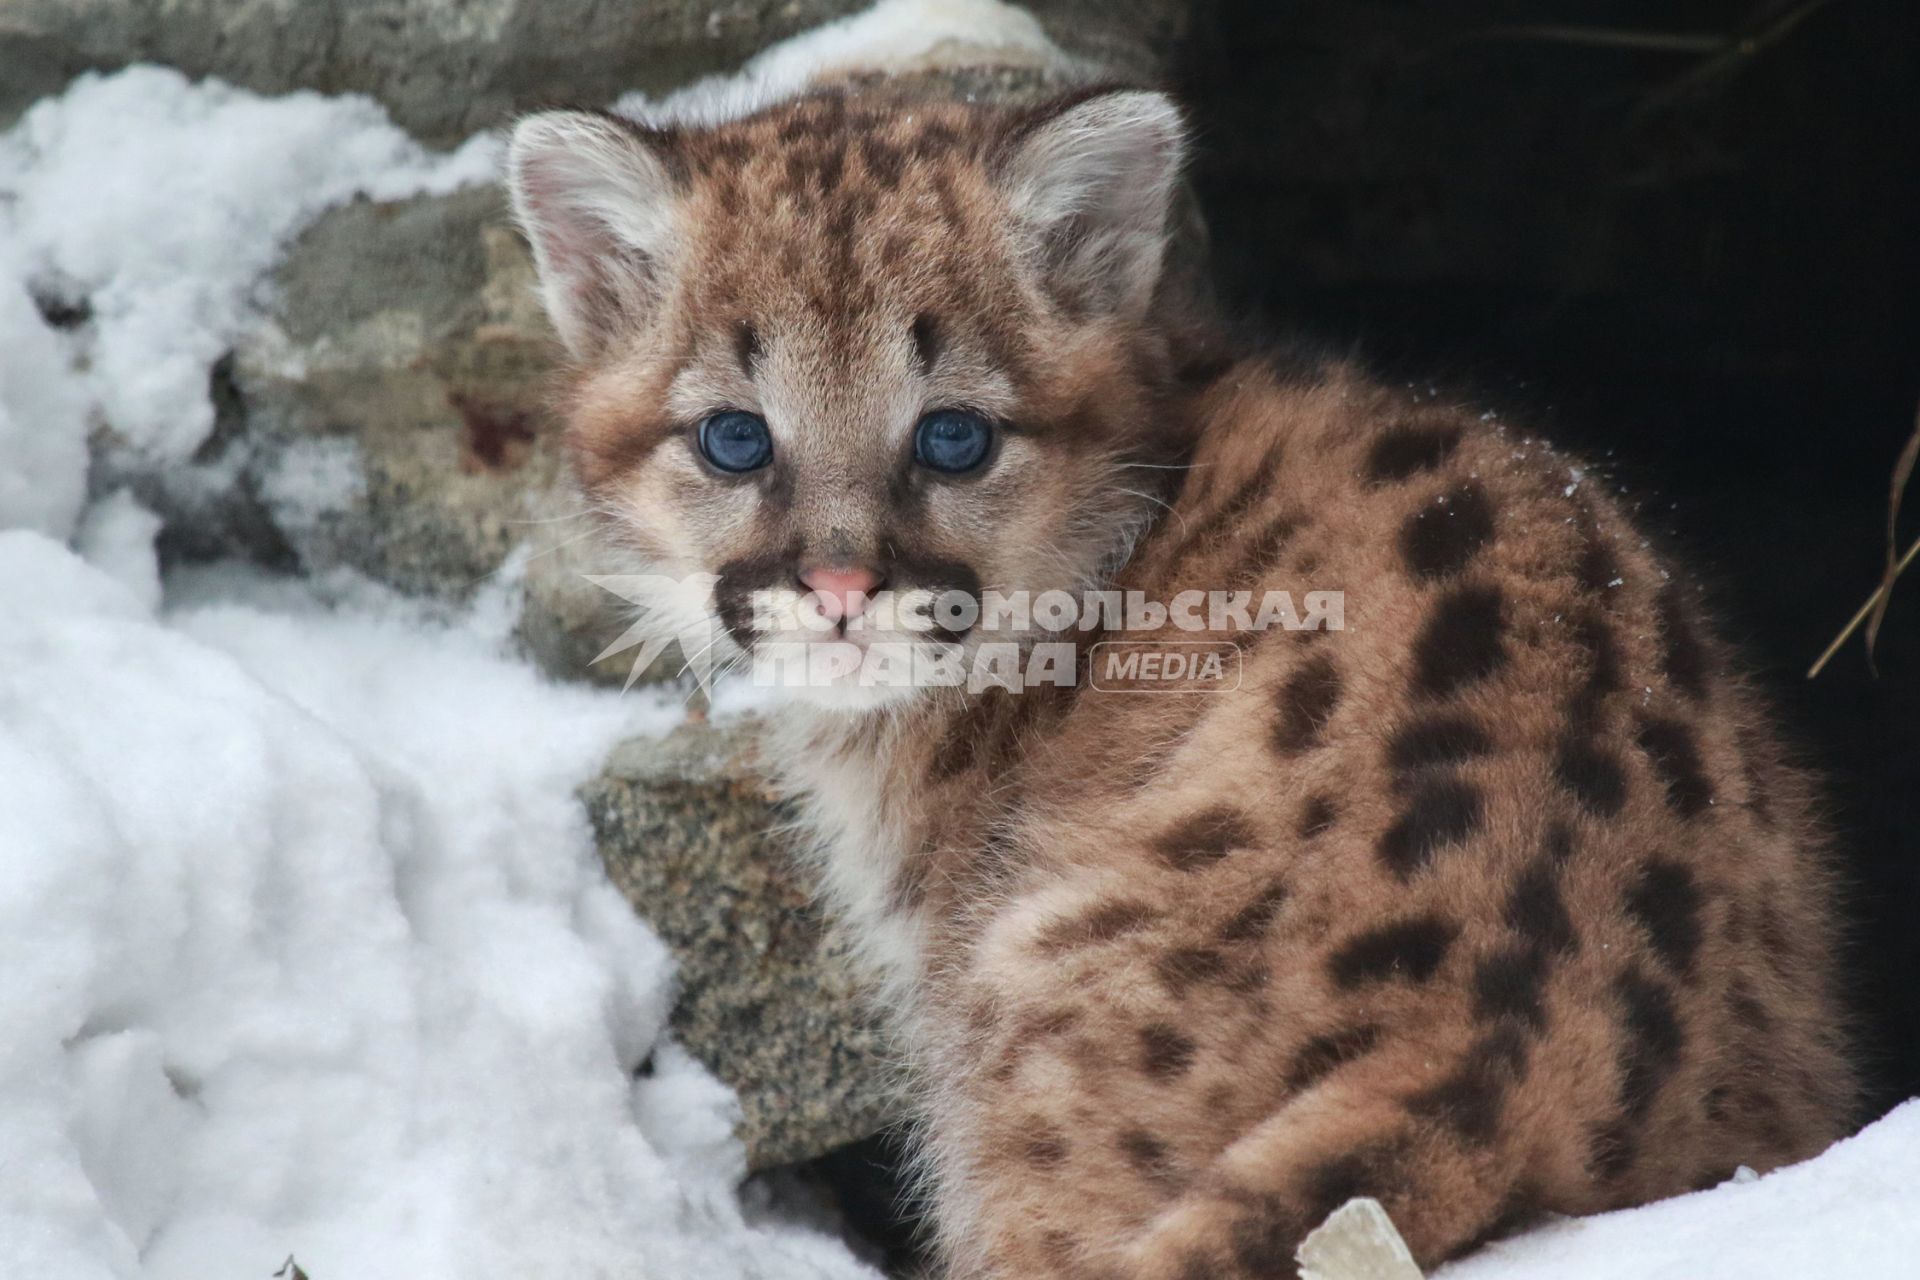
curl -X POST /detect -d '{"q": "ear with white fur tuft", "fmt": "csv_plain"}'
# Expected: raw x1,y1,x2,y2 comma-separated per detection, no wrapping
506,110,682,359
997,89,1187,320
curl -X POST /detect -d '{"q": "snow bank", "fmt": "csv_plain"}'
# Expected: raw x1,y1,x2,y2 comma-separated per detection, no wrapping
0,65,500,537
0,532,877,1280
0,233,91,540
616,0,1072,126
1441,1101,1920,1278
0,33,943,1280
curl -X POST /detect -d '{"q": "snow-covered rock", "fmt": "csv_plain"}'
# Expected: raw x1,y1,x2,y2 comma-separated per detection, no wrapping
0,0,1196,143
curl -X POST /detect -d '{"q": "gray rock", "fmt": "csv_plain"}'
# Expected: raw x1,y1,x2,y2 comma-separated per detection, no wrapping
581,721,903,1171
223,182,657,683
0,0,1203,143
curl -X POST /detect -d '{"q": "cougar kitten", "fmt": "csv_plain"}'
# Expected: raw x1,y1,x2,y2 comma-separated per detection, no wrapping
508,88,1853,1278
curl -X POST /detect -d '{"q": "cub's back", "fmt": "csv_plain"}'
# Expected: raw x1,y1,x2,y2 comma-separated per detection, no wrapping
931,357,1853,1274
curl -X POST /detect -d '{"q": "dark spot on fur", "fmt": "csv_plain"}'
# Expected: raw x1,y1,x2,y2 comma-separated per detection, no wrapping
1471,1182,1548,1251
1272,654,1343,753
1297,794,1339,838
1577,524,1623,594
1177,462,1280,568
1589,1116,1638,1181
1023,1125,1069,1169
713,546,802,648
1735,724,1776,828
1035,899,1156,952
1119,1129,1182,1187
1038,1229,1080,1269
1656,584,1709,701
1302,1141,1407,1226
1173,1250,1222,1280
1330,915,1459,987
1412,583,1508,698
816,143,846,192
1506,861,1578,955
1218,881,1291,943
1228,1193,1302,1275
1157,946,1230,994
1140,1024,1197,1081
1569,609,1625,728
1232,511,1306,587
1406,1026,1529,1145
911,312,941,374
1542,820,1576,864
1757,899,1791,959
1154,807,1257,872
1473,945,1550,1030
1615,969,1685,1119
888,851,930,913
992,1006,1083,1082
1552,735,1628,817
732,321,762,373
1637,717,1715,819
1400,482,1495,579
1376,776,1485,878
1386,714,1493,783
1624,859,1705,976
1728,981,1773,1031
1286,1023,1383,1092
1366,425,1461,484
858,135,906,187
928,684,1006,779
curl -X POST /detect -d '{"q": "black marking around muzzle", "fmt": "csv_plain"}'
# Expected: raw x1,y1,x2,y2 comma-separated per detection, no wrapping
713,549,800,649
889,553,983,643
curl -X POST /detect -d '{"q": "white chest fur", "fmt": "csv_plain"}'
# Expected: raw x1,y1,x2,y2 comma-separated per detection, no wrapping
762,710,930,1011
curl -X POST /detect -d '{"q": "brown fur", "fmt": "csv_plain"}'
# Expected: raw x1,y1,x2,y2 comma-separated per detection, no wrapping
510,85,1855,1279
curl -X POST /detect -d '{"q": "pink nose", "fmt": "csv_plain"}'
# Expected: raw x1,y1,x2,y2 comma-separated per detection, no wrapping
799,565,884,622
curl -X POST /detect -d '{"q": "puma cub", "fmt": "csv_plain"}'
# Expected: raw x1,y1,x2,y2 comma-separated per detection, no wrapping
508,86,1853,1278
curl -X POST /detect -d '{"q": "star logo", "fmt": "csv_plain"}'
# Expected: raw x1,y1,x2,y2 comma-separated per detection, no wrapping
582,573,726,692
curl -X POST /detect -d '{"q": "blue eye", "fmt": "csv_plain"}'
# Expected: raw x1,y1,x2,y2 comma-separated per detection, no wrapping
698,410,773,473
914,410,994,474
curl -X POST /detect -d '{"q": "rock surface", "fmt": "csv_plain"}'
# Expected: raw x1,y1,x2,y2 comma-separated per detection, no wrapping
218,181,651,683
581,721,903,1171
0,0,1202,143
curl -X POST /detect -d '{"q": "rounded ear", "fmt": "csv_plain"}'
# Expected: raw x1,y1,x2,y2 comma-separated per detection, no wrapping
506,111,682,359
996,89,1188,319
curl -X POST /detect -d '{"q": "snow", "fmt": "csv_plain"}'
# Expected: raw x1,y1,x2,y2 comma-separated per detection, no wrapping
0,235,90,540
0,532,877,1280
0,54,878,1280
1440,1101,1920,1280
616,0,1071,126
0,65,500,498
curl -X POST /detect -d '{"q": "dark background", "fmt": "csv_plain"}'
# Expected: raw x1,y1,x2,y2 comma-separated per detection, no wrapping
1182,0,1919,1117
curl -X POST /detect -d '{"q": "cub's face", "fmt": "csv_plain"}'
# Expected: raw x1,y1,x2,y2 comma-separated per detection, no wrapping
508,89,1187,708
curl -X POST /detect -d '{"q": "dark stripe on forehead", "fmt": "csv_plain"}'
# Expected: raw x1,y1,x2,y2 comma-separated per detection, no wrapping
734,321,762,374
913,313,942,375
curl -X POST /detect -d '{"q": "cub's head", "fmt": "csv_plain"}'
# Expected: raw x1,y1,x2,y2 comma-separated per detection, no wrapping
507,87,1189,709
